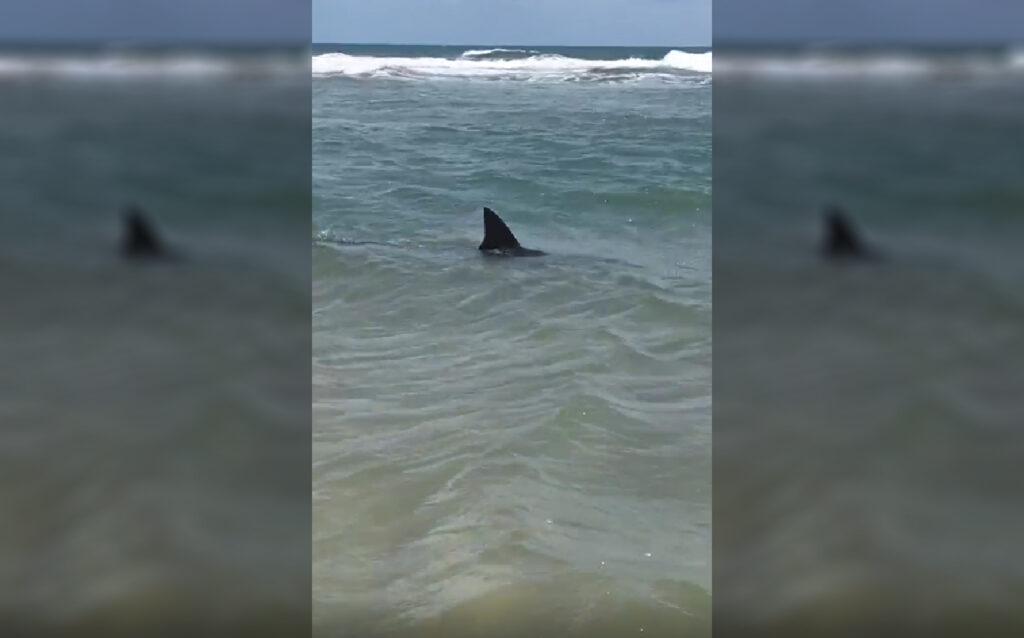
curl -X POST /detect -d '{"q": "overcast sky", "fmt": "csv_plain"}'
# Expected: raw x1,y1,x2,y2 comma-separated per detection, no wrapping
716,0,1024,43
0,1,309,42
313,0,710,46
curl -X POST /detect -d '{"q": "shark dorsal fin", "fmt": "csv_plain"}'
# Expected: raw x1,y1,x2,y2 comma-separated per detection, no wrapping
121,203,180,261
479,207,522,251
122,205,161,254
823,205,865,257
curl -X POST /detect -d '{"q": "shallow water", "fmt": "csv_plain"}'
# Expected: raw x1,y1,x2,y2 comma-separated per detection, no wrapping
313,45,711,637
0,46,311,637
714,48,1024,637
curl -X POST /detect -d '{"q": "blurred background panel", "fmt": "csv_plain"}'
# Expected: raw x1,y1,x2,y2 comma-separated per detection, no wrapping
714,2,1024,637
0,2,311,638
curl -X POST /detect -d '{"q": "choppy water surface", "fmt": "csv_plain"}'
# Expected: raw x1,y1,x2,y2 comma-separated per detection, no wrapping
0,46,311,637
715,47,1024,637
314,44,711,637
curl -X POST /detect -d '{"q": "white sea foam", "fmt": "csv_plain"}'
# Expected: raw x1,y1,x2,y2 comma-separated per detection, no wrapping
459,47,537,58
311,50,712,81
715,49,1024,80
0,51,305,81
662,50,713,74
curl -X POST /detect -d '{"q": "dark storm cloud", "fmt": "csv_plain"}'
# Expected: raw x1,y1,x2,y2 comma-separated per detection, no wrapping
0,0,310,42
716,0,1024,43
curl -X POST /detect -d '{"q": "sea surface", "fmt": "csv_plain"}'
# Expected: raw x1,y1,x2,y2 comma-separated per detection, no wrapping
313,44,711,637
0,45,312,637
714,45,1024,637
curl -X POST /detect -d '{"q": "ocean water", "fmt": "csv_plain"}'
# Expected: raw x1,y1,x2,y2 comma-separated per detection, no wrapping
313,44,711,637
0,46,312,637
714,46,1024,637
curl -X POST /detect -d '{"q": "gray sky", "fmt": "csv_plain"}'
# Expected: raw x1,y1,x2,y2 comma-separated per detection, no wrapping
313,0,710,46
0,1,309,42
716,0,1024,43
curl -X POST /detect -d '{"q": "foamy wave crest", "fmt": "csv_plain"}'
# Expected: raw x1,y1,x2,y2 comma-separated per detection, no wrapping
715,49,1024,80
312,50,712,82
663,50,713,73
460,48,538,60
0,51,306,81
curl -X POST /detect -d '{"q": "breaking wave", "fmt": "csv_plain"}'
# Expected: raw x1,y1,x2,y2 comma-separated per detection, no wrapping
312,49,712,82
0,49,307,81
715,47,1024,80
460,47,539,60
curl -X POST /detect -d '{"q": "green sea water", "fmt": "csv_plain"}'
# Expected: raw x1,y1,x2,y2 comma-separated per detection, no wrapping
0,45,311,638
714,46,1024,638
313,44,711,637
